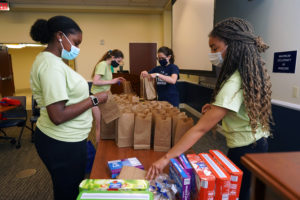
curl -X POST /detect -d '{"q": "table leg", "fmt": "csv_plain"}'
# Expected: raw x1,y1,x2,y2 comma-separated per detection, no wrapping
251,175,266,200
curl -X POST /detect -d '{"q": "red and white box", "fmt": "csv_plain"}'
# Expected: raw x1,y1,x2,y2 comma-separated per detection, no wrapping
209,150,243,200
199,153,230,200
186,154,215,200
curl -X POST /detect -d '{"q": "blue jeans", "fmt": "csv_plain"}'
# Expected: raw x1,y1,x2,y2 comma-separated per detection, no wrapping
227,137,268,200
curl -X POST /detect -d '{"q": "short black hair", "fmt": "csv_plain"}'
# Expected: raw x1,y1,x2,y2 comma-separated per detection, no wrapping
30,16,82,44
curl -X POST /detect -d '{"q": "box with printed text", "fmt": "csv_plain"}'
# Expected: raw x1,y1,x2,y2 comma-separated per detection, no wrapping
186,154,215,200
169,158,191,200
199,153,230,200
178,154,196,195
107,157,144,178
210,150,243,200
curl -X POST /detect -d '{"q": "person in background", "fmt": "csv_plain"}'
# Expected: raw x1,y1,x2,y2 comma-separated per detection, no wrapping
147,17,272,200
141,46,180,107
90,49,125,144
30,16,108,200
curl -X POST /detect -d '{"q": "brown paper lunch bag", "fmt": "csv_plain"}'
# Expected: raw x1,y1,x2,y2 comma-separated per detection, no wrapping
122,80,134,94
115,110,135,148
173,117,194,146
153,114,172,152
134,113,152,150
171,112,188,146
140,75,157,100
131,103,148,114
98,91,121,124
100,118,116,140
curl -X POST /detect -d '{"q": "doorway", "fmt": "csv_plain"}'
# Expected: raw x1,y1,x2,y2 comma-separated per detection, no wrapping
129,43,157,76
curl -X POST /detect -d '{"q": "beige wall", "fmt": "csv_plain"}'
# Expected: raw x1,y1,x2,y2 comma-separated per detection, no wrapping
172,0,214,70
8,47,45,91
162,10,172,48
0,11,171,83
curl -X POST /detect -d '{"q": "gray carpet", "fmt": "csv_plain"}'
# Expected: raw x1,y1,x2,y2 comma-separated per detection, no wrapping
0,111,53,200
181,108,228,154
0,109,227,200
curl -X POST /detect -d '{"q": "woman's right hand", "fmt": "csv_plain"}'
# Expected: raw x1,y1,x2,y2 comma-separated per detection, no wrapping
202,103,211,114
111,78,124,84
94,92,108,104
141,71,149,78
146,156,170,180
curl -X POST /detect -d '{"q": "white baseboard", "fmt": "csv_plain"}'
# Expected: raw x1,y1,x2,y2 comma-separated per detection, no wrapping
271,99,300,111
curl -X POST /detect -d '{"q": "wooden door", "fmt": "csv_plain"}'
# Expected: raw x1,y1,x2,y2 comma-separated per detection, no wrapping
129,43,157,76
0,47,15,96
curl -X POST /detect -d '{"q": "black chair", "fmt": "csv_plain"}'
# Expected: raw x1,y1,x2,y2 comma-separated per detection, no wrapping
29,96,40,142
0,96,27,149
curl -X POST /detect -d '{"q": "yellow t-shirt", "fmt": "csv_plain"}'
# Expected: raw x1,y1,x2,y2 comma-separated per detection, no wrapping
91,61,112,94
30,51,92,142
212,70,269,148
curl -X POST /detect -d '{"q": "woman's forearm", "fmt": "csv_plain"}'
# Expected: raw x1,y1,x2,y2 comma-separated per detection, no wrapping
92,79,114,86
156,74,177,84
164,125,207,160
47,98,93,125
161,105,228,161
47,93,107,125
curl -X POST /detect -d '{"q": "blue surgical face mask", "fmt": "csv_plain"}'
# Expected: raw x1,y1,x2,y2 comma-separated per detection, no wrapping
59,33,80,60
208,52,223,67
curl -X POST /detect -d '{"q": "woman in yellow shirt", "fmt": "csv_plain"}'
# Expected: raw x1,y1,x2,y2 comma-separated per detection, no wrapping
90,50,125,144
147,17,272,200
30,16,107,200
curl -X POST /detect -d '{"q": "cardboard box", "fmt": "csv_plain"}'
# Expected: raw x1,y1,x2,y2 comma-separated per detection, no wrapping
118,166,147,180
77,190,153,200
209,150,243,200
169,158,191,200
108,157,144,178
186,154,215,200
79,179,149,192
178,154,196,194
199,153,230,200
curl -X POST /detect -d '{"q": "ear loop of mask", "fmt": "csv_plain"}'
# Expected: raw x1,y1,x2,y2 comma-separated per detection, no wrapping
59,33,72,51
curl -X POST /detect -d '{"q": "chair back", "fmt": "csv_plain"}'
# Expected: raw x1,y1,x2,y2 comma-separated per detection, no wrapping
32,96,40,117
2,96,27,119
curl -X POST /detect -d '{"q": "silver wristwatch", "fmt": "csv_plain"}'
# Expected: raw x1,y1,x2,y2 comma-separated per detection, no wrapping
90,95,99,106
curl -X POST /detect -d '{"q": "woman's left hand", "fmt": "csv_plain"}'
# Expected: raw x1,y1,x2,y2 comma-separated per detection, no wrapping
146,156,169,180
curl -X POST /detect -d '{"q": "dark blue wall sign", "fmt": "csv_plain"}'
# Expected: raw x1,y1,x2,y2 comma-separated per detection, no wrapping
273,50,297,73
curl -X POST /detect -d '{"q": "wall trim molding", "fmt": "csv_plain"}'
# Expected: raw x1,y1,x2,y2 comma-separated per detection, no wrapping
271,99,300,111
179,103,225,136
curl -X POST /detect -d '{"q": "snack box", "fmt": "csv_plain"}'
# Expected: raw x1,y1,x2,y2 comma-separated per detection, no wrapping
169,158,191,200
79,179,149,192
77,190,153,200
199,153,230,200
186,154,215,200
178,154,196,194
209,150,243,200
108,157,144,178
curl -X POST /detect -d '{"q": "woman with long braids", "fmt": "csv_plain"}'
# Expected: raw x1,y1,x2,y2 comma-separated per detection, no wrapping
147,17,272,200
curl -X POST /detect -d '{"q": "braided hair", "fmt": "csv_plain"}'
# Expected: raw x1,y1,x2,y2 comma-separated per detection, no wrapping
210,17,273,135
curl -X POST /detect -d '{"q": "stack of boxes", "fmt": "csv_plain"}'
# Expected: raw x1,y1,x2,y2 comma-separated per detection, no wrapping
170,150,243,200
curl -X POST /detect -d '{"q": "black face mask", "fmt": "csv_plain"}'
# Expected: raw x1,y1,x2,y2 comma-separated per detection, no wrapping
111,60,119,68
159,59,168,66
